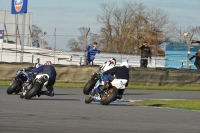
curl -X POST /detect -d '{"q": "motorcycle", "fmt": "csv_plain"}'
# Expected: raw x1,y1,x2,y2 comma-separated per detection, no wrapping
84,73,127,105
7,70,30,95
21,73,49,99
83,58,116,95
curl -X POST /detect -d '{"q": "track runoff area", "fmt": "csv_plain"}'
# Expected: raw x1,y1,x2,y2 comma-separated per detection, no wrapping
1,87,200,133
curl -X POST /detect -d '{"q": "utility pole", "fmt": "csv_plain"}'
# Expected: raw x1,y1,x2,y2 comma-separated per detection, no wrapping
20,13,26,63
54,28,56,64
83,27,90,65
15,14,18,62
184,31,194,69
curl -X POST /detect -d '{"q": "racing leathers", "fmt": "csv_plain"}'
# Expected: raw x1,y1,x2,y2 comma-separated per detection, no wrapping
103,66,130,99
31,65,57,96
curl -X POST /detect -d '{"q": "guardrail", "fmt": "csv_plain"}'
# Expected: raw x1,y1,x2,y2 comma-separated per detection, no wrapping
0,43,165,67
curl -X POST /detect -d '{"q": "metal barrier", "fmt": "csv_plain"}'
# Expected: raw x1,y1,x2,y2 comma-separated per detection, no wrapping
1,42,197,69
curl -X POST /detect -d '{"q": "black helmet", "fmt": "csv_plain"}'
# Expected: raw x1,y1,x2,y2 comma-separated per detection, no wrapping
109,58,116,65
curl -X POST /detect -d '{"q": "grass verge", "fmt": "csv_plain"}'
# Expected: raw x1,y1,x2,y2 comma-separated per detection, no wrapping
2,80,200,110
129,100,200,110
1,80,200,91
127,85,200,91
0,81,85,88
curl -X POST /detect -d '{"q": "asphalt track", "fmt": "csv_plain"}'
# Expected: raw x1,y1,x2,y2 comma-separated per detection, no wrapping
0,86,200,133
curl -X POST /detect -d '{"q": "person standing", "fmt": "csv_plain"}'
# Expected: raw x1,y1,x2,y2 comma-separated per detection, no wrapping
139,42,151,68
86,42,100,65
189,49,200,70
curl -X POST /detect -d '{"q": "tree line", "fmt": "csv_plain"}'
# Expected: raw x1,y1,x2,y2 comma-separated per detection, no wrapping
68,2,200,56
32,1,200,56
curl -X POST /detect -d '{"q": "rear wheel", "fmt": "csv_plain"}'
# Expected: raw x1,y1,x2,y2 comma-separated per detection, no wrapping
85,95,93,104
7,80,22,95
83,79,96,95
100,87,118,105
25,83,41,99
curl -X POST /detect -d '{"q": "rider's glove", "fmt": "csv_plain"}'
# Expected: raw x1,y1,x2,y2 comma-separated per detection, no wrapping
96,70,104,77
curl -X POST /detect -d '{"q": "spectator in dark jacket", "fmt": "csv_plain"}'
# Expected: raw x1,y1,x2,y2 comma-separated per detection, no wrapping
86,42,100,65
189,49,200,70
31,64,57,96
139,42,151,68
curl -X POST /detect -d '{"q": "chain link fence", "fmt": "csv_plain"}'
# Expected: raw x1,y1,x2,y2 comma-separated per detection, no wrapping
0,10,197,69
0,35,196,68
1,33,194,69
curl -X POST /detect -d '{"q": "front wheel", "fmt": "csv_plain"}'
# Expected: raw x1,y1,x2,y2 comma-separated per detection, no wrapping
100,87,118,105
83,79,96,95
25,83,41,99
7,80,22,95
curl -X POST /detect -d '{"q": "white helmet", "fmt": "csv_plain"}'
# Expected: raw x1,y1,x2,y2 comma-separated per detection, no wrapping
34,63,41,68
120,61,129,68
108,58,116,65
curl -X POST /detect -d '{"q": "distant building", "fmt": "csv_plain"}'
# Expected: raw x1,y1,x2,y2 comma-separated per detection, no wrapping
0,10,32,46
163,42,200,69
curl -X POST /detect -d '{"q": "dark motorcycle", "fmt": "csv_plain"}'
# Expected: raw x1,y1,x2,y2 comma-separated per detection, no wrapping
7,70,30,95
21,74,49,99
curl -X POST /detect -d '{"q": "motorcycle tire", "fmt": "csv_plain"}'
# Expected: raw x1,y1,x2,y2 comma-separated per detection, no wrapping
85,95,93,104
83,79,96,95
25,83,41,99
7,80,22,95
100,87,118,105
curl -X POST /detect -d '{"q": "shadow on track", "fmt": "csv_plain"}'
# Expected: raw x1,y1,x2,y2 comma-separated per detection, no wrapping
53,93,77,96
123,93,154,95
27,98,81,101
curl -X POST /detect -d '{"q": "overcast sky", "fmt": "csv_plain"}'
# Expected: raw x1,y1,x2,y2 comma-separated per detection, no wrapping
0,0,199,35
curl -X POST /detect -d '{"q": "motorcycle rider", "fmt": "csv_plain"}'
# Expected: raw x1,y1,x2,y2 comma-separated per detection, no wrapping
99,58,117,71
31,63,57,97
18,63,41,72
102,61,130,99
16,63,41,83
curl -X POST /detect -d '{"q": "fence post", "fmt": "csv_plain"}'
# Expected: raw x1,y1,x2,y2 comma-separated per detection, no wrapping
37,58,40,63
83,27,90,65
69,55,72,61
181,60,183,69
32,54,34,63
80,56,82,65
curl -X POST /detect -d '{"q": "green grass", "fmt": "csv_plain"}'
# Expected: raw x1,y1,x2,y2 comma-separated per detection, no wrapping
1,80,200,91
127,85,200,91
54,82,85,88
0,81,85,88
2,80,200,110
130,100,200,110
0,80,12,86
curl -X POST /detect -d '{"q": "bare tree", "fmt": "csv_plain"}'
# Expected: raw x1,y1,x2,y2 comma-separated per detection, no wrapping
97,1,173,55
167,26,200,43
67,27,101,51
31,25,47,48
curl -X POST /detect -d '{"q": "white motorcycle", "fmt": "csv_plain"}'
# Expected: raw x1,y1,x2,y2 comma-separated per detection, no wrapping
83,58,116,95
85,74,128,105
20,74,49,99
